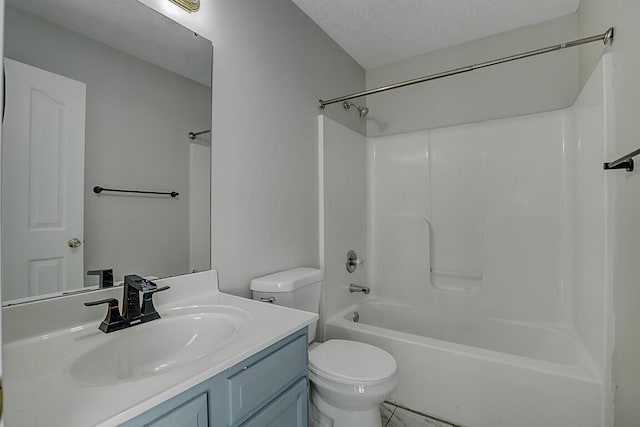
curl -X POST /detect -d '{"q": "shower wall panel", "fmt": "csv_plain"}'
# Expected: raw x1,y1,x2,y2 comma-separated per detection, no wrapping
571,56,612,378
368,110,572,325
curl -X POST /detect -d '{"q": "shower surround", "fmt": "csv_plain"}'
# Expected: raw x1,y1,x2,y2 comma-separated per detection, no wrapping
319,56,613,427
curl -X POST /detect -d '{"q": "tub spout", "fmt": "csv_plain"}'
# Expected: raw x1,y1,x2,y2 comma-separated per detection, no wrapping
349,284,370,295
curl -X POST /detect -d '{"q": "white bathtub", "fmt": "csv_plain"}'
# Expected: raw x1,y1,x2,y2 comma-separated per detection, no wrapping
325,298,604,427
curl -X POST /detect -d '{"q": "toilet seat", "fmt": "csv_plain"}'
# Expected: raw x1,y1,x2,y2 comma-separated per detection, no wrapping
309,339,397,385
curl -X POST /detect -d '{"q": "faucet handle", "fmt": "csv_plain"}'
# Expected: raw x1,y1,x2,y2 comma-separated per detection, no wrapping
139,278,157,292
84,298,127,333
148,285,170,293
141,286,170,322
346,250,364,273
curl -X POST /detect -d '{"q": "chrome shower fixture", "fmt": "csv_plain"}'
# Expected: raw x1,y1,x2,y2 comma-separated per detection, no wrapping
343,101,369,118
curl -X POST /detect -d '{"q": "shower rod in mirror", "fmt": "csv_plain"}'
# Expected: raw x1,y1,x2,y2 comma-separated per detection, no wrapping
93,186,179,198
318,27,614,108
188,129,211,139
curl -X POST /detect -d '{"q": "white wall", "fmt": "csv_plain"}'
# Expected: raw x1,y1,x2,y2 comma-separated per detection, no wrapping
578,1,640,425
365,14,579,137
138,0,366,297
4,6,211,283
318,116,367,337
577,2,613,87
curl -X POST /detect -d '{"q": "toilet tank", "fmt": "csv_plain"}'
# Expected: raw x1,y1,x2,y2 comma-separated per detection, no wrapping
250,267,322,342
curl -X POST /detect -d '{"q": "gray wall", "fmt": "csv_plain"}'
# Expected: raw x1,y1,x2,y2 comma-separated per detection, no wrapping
5,6,211,283
365,14,579,136
578,1,640,426
140,0,366,296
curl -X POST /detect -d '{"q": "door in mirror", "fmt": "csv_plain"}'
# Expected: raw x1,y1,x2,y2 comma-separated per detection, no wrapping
2,58,86,300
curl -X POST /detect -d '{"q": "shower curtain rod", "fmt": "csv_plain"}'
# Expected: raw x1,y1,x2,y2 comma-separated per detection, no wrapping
318,27,614,109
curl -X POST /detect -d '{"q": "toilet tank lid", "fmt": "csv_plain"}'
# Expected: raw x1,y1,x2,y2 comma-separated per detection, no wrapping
250,267,323,292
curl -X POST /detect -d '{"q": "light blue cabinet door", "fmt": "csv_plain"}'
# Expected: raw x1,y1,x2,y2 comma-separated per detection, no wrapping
241,378,308,427
147,393,208,427
227,334,307,424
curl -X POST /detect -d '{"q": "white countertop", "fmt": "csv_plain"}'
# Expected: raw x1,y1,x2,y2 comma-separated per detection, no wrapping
2,271,317,426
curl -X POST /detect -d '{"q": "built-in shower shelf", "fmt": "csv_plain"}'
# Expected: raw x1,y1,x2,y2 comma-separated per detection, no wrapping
430,269,482,293
431,269,483,280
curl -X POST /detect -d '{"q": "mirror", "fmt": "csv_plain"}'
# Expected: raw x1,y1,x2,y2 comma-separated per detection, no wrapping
2,0,212,304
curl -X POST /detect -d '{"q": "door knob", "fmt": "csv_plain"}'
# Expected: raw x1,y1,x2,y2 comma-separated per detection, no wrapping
67,237,82,248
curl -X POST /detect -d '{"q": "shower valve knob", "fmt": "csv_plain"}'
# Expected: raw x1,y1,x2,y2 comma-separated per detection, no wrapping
346,250,364,273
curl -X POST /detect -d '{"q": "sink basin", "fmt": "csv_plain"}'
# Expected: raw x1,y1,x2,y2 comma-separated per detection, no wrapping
68,305,252,385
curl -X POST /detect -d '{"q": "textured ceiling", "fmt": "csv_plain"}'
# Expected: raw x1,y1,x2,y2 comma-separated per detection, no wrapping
292,0,581,69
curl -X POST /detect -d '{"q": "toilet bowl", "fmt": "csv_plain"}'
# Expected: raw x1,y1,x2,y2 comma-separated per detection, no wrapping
309,339,400,427
250,268,400,427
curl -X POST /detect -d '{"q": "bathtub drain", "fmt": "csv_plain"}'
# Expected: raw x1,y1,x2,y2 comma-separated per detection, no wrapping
352,311,360,322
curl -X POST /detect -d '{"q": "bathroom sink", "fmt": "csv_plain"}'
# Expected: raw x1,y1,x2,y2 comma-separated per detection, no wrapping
68,305,252,385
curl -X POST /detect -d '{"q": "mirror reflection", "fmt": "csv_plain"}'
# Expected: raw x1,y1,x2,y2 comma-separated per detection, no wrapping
2,0,212,304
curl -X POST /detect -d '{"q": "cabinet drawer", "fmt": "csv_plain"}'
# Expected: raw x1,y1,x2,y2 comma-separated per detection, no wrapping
227,334,307,424
147,393,208,427
119,382,213,427
241,378,308,427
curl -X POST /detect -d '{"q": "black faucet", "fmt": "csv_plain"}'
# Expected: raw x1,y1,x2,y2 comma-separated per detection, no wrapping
87,269,114,288
123,274,157,324
84,274,170,333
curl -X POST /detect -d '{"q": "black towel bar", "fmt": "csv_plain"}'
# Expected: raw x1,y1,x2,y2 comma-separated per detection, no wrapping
93,186,179,198
604,148,640,172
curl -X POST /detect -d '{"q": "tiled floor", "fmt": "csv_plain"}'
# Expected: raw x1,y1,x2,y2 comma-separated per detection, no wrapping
381,402,458,427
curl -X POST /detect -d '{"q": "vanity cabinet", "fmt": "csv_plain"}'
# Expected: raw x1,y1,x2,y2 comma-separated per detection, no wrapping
240,378,308,426
146,394,209,427
120,328,308,427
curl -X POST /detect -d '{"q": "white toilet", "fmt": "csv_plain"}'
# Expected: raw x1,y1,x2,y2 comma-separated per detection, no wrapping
250,267,400,427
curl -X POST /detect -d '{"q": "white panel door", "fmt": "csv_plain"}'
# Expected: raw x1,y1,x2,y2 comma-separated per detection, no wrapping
2,58,86,300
